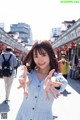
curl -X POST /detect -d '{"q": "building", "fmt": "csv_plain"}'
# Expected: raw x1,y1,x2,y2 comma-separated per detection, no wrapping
0,28,26,54
61,20,76,30
0,23,4,30
52,18,80,62
10,23,33,44
51,27,61,37
50,27,62,42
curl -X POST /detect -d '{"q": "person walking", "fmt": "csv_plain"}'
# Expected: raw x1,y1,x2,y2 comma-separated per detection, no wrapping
58,55,70,79
16,40,68,120
0,46,17,103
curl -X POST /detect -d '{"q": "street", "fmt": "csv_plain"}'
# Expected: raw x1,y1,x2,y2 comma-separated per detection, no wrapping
0,77,80,120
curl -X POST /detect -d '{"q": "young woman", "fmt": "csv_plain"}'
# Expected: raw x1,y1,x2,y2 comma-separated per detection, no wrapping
16,40,68,120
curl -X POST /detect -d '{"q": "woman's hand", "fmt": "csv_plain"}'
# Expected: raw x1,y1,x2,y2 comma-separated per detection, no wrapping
44,69,62,100
17,65,28,97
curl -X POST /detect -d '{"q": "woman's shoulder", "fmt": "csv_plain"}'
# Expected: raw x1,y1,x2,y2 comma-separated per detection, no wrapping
27,69,36,78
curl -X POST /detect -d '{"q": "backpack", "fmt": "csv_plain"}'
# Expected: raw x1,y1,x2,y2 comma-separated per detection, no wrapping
2,54,13,77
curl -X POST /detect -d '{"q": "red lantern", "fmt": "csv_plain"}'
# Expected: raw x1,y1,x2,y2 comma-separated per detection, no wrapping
64,45,67,50
56,49,59,53
0,43,6,50
13,49,21,54
59,48,62,52
70,42,74,48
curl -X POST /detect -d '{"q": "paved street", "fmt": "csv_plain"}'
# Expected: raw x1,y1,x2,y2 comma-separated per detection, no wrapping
0,77,80,120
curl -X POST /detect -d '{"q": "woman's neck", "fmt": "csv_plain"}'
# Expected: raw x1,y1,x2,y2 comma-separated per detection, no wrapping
37,66,50,75
38,70,49,75
36,69,49,82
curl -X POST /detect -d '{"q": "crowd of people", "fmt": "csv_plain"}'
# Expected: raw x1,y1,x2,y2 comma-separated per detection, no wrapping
0,40,79,120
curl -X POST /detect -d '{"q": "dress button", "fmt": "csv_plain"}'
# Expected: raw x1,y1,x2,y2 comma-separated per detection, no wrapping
38,85,40,87
32,107,35,110
35,96,37,98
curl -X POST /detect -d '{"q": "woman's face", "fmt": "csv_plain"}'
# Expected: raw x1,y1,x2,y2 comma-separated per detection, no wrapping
33,49,50,70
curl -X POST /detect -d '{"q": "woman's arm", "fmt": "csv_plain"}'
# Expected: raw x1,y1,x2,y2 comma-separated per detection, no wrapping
44,70,62,100
44,70,68,100
17,65,30,96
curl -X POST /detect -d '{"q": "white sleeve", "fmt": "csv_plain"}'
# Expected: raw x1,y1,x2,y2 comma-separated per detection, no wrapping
56,74,68,92
17,66,25,80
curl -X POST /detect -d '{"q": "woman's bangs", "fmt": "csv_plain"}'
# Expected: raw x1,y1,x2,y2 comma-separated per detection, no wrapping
34,46,46,55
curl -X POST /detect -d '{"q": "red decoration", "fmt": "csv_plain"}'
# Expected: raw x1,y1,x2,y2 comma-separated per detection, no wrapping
0,43,6,50
70,42,74,48
59,48,63,52
56,49,59,52
64,45,67,50
13,49,21,54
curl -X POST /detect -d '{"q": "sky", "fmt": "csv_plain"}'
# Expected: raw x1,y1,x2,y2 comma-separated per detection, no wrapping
0,0,80,40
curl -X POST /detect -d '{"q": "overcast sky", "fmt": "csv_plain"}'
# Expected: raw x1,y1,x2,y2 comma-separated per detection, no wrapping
0,0,80,40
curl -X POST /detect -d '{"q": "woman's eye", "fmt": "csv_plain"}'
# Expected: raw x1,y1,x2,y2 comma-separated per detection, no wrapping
34,55,38,58
42,53,46,56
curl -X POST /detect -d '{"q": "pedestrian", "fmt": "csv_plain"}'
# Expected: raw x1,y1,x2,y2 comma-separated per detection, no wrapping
0,46,17,103
0,53,3,78
58,55,70,79
70,53,79,79
16,40,68,120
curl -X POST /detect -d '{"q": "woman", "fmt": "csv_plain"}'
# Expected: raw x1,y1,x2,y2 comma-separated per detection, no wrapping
16,40,68,120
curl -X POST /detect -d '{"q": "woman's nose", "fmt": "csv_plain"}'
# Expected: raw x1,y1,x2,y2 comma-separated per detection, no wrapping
38,56,43,62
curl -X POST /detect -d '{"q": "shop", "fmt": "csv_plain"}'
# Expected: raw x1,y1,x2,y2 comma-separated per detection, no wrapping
0,28,26,55
53,18,80,61
52,18,80,79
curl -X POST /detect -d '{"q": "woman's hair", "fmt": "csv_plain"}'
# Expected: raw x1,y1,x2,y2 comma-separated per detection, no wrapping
23,40,58,72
